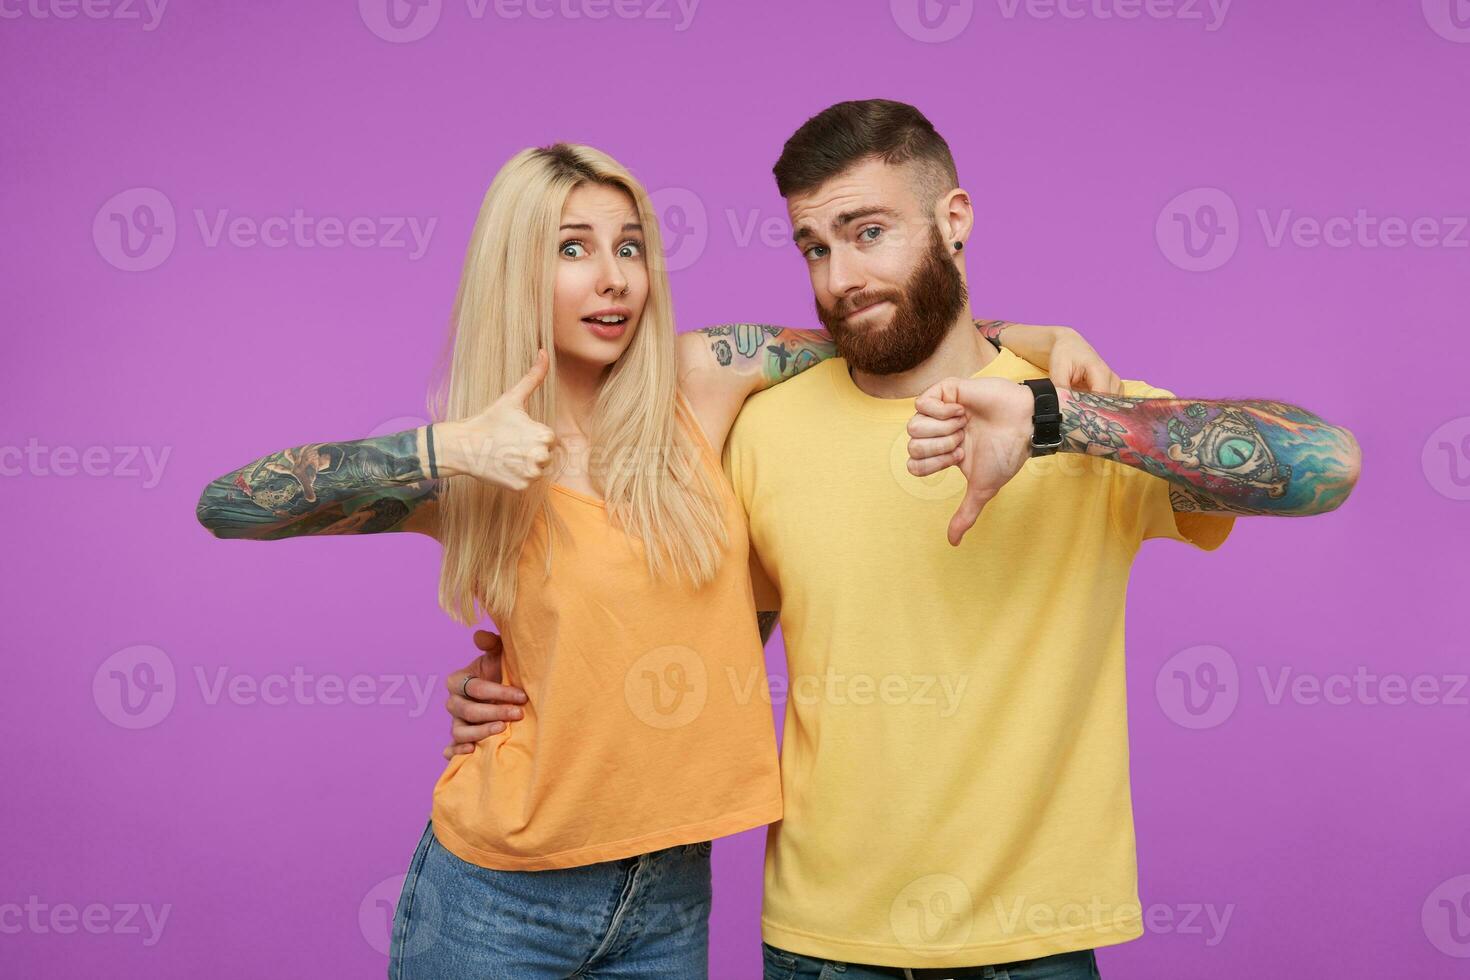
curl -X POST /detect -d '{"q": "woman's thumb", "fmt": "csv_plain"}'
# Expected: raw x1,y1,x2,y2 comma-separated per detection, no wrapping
503,349,550,406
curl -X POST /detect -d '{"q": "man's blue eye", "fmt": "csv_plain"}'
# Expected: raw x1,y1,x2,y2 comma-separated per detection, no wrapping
804,245,828,261
860,226,882,241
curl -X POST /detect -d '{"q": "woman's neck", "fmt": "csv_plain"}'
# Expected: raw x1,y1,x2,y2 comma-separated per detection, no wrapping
551,353,605,437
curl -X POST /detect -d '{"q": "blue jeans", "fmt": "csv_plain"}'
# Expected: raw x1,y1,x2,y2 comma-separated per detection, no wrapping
761,943,1101,980
389,819,712,979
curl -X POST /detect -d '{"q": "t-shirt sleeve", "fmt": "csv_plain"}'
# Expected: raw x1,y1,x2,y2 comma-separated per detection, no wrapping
1109,381,1236,552
722,417,782,613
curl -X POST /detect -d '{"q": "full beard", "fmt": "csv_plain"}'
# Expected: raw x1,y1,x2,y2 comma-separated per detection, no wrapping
815,230,969,376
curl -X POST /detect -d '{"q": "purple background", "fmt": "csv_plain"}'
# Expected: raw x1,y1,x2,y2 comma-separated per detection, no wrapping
3,0,1467,976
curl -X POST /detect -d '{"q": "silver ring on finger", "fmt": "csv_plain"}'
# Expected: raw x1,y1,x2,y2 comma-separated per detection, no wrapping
460,675,473,699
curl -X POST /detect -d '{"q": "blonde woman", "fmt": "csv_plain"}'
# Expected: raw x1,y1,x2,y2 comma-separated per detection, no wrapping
194,143,1118,979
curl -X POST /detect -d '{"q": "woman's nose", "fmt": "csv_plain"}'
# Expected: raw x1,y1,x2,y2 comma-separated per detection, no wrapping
598,260,628,297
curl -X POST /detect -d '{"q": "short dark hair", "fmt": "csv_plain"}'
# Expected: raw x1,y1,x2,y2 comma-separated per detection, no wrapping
772,99,959,205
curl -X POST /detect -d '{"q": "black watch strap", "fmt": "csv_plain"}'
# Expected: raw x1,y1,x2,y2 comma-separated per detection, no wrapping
1021,379,1063,456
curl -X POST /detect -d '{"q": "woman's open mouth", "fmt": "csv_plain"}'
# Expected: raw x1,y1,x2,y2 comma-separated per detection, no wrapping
582,310,630,340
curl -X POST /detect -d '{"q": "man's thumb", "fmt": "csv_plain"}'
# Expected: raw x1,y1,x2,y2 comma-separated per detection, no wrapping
947,490,986,547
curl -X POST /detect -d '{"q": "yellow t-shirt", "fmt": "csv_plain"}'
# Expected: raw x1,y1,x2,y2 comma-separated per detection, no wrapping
722,349,1233,968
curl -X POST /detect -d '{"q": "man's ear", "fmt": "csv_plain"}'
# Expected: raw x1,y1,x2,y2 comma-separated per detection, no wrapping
937,187,974,251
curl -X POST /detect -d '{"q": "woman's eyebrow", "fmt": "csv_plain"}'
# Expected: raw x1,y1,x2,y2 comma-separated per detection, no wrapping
558,222,644,232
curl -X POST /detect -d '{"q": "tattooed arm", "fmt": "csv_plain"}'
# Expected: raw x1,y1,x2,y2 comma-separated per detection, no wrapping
678,323,835,396
197,352,559,541
195,426,442,540
681,320,1111,394
1058,389,1361,516
908,379,1362,544
677,320,1121,451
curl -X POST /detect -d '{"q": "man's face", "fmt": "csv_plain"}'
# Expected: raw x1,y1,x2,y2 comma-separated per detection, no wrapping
788,156,967,375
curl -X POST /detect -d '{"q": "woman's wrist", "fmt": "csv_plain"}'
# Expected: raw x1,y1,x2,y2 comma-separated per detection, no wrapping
975,318,1010,347
422,422,463,480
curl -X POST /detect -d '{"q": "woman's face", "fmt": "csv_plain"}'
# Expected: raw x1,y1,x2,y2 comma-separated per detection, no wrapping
551,182,648,371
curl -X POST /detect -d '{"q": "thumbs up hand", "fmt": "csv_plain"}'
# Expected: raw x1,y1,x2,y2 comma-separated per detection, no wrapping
907,376,1037,546
434,349,559,491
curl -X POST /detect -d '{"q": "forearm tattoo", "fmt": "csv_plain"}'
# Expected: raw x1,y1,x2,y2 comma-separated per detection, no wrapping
196,428,439,539
1059,392,1359,516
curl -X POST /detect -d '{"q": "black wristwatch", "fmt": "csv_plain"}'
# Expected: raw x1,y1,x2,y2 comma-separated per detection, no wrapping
1020,379,1063,456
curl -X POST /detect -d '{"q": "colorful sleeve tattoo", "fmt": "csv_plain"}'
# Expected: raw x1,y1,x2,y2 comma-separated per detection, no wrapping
690,323,835,389
691,320,1017,392
195,427,439,539
1057,391,1360,516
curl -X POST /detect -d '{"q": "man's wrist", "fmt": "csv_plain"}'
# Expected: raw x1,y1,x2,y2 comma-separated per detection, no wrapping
1052,386,1084,454
1019,380,1068,456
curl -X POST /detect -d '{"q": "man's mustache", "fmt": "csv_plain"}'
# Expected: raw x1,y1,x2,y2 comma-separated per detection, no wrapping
831,290,901,320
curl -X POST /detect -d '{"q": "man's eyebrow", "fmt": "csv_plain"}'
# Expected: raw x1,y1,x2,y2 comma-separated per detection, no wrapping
791,205,901,244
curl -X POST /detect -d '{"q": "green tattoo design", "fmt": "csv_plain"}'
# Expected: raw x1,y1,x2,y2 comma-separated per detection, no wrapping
196,428,438,539
694,323,835,387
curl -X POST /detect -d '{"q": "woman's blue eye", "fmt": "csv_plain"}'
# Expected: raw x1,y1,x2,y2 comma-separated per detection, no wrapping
561,242,586,258
618,242,642,258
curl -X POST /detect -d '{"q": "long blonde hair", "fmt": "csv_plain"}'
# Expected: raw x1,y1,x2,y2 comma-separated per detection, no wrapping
427,144,728,625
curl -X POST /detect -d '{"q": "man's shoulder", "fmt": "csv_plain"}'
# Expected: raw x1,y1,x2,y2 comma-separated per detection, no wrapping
727,360,843,444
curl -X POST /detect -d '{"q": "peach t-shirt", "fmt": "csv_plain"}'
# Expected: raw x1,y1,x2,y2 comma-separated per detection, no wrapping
431,391,782,870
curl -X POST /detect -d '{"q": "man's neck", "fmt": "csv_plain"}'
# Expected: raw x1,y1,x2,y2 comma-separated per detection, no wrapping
848,312,999,399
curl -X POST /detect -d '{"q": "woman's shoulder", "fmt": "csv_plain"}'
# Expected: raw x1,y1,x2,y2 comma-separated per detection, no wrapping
673,384,725,463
